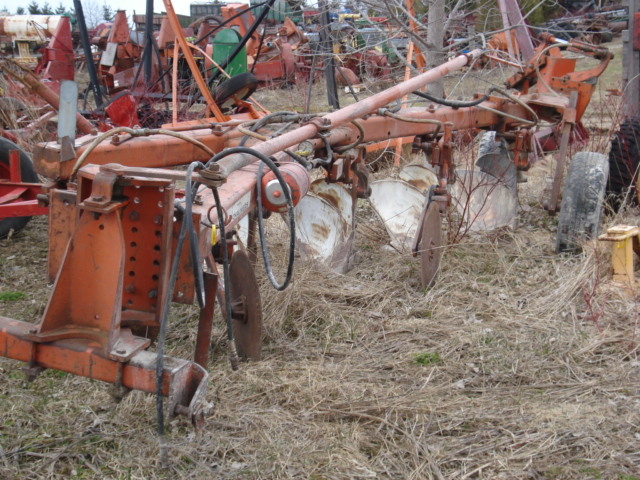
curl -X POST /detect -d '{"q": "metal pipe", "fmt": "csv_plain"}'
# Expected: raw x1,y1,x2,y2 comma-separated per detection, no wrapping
143,0,154,84
73,0,104,109
2,62,96,135
218,49,484,174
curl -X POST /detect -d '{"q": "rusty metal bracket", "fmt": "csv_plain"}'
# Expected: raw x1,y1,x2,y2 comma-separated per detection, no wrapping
546,91,577,214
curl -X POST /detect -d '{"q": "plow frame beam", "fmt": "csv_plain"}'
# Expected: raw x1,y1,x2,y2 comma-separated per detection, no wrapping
0,164,212,422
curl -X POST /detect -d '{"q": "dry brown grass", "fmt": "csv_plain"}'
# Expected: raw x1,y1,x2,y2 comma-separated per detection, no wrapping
1,37,640,479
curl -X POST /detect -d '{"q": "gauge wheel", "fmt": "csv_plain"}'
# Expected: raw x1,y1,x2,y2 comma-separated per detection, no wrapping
556,152,609,253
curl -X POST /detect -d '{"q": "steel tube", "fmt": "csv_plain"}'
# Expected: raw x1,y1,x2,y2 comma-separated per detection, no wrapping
218,49,484,174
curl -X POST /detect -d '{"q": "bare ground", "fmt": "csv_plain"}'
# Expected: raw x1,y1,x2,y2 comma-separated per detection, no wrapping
1,39,639,479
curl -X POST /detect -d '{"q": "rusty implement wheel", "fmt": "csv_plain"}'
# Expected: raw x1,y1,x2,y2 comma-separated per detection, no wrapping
229,249,263,361
418,202,443,288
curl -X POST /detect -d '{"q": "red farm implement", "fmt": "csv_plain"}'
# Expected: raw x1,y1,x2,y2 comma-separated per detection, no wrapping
0,0,614,433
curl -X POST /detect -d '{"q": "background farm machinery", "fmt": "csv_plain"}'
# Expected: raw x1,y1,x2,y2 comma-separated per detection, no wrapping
0,2,616,433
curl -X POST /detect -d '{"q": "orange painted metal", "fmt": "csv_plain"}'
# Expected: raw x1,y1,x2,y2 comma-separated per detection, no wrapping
0,317,207,413
506,34,612,124
0,164,209,420
1,41,612,424
161,0,228,122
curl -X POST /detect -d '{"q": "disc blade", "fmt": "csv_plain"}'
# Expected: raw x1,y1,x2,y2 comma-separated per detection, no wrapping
369,179,425,252
418,202,443,288
229,250,263,361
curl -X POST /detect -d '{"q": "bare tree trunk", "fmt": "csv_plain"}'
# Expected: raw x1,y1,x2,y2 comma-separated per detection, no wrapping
425,0,446,97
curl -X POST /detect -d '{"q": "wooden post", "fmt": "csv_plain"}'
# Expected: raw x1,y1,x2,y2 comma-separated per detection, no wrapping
622,0,640,116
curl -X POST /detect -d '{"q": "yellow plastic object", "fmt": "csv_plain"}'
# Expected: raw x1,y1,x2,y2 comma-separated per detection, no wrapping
598,225,640,289
210,225,217,246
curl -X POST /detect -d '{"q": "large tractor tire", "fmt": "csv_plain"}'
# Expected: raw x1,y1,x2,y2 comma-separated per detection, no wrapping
212,72,258,111
556,152,609,253
0,138,38,238
607,115,640,208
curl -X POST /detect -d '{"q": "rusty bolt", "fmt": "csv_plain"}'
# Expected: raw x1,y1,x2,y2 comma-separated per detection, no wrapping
28,328,37,334
116,349,126,355
129,211,140,221
36,194,50,206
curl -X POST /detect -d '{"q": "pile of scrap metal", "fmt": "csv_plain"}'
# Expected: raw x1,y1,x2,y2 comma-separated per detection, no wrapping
540,3,628,44
87,3,310,98
93,1,395,104
0,15,75,139
0,0,613,433
0,14,74,87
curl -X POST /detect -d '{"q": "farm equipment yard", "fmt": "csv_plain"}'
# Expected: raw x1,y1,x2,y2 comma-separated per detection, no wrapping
1,1,640,479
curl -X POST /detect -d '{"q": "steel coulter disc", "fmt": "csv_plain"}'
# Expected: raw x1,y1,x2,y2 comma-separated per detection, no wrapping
419,201,443,289
229,249,263,361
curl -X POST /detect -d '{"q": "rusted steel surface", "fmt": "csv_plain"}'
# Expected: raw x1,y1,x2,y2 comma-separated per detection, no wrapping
0,15,65,39
33,117,254,181
0,317,207,413
194,273,218,368
547,92,578,214
33,51,491,183
215,50,485,174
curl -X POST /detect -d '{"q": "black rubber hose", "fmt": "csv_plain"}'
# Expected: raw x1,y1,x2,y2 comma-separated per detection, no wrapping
205,146,295,290
185,164,207,309
412,90,489,108
155,162,209,434
155,194,192,435
211,186,240,370
238,111,300,146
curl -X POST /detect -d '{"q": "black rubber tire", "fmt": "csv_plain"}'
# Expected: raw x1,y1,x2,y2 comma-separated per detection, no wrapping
0,137,38,238
556,152,609,253
212,72,258,111
607,115,640,208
